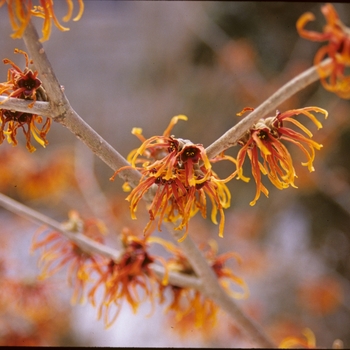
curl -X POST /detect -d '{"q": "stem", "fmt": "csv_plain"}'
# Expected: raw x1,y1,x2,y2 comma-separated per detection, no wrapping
205,58,331,159
0,96,51,115
0,192,120,260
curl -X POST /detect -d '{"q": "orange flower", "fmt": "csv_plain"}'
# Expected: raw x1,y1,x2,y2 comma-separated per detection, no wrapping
297,3,350,99
87,228,164,328
5,278,54,314
0,49,43,105
205,240,249,300
167,289,219,333
151,237,248,334
111,116,235,241
0,147,74,201
0,333,42,346
236,107,328,205
0,110,51,152
0,0,84,42
0,49,51,152
31,210,107,305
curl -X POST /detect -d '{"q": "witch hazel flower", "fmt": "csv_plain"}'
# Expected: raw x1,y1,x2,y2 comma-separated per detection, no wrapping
150,237,248,334
111,115,236,242
236,107,328,205
297,3,350,99
0,49,51,152
87,227,166,328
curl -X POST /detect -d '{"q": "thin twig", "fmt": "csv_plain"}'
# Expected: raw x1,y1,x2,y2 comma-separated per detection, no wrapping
0,192,120,260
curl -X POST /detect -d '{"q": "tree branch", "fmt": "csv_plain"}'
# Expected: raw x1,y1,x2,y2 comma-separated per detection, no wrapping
0,192,201,290
0,186,275,347
0,96,51,115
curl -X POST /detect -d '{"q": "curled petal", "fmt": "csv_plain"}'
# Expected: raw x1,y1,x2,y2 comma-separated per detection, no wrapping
163,114,188,137
296,12,330,41
279,107,328,129
73,0,85,21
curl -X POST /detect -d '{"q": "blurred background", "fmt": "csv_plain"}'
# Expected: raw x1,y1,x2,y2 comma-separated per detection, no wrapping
0,1,350,347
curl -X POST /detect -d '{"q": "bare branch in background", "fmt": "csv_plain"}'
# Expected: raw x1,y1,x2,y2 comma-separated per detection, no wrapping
0,192,202,291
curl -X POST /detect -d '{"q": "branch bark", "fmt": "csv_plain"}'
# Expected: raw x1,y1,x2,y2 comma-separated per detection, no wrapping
0,96,50,115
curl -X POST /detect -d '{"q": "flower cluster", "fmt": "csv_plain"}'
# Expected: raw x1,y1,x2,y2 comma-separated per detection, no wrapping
111,115,236,241
32,208,249,332
0,49,51,152
0,1,344,346
297,3,350,99
33,216,165,328
236,107,328,205
0,0,84,42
